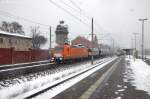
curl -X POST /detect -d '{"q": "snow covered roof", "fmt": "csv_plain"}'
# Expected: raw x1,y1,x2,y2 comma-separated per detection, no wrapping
0,30,32,39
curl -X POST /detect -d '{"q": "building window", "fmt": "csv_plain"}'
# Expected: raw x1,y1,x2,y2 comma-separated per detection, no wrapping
26,41,28,46
9,39,12,45
0,38,3,43
14,39,17,44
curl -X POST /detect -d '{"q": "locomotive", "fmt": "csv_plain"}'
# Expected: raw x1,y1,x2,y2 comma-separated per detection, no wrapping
52,44,110,63
53,44,87,63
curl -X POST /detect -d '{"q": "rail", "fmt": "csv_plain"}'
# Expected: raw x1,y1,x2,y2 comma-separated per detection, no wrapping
16,57,117,99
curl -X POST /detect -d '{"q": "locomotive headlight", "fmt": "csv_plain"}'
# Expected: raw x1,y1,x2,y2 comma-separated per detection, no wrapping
59,57,63,60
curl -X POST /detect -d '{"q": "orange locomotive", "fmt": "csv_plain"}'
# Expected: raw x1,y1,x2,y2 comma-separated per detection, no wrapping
53,44,89,63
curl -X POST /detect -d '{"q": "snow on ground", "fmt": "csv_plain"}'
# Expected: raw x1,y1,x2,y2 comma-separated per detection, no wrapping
145,55,150,59
125,55,150,95
114,84,127,97
33,57,117,99
0,57,115,99
0,59,100,89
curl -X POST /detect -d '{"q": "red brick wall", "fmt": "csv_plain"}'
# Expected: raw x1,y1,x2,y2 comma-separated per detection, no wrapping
13,51,30,63
31,49,50,62
0,48,50,65
0,48,12,65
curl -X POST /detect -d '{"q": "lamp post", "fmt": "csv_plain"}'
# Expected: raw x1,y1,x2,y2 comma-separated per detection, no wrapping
133,33,139,59
139,18,148,60
133,33,138,51
91,18,94,65
131,38,134,49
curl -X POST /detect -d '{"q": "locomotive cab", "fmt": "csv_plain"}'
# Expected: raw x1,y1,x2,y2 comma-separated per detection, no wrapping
54,45,64,63
53,44,71,63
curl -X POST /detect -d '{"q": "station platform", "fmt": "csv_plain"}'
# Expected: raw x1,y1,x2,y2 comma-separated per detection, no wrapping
52,56,150,99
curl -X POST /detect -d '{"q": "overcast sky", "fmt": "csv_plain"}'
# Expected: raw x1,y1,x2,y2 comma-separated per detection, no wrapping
0,0,150,49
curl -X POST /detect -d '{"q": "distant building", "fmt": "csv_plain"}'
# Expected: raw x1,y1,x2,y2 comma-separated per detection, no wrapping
71,36,91,48
71,36,99,48
55,21,69,45
0,30,32,51
93,36,99,48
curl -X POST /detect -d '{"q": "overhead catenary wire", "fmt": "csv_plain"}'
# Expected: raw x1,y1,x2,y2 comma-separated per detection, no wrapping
66,0,116,45
0,1,111,38
0,10,52,28
59,0,80,14
0,13,52,37
48,0,103,34
48,0,90,28
68,0,81,10
67,0,82,21
0,1,106,35
66,0,109,34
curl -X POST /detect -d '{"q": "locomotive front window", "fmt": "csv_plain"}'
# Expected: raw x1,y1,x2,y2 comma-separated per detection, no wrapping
55,46,64,52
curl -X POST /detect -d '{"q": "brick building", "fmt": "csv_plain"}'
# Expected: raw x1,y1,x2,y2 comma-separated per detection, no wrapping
71,36,99,48
0,30,32,51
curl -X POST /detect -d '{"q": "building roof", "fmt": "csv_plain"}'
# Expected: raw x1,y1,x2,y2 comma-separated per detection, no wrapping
0,30,32,39
71,36,92,48
72,36,90,42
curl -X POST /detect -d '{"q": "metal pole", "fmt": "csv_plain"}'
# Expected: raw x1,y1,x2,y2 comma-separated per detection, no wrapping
145,49,147,59
110,37,114,56
139,18,148,60
91,18,94,65
131,38,133,49
142,20,144,60
110,38,112,57
50,26,52,50
49,26,52,58
133,33,138,50
112,38,114,56
133,33,138,59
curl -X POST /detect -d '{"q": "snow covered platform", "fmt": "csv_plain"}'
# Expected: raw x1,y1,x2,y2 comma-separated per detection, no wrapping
0,57,116,99
52,56,150,99
89,56,150,99
2,56,149,99
50,56,120,99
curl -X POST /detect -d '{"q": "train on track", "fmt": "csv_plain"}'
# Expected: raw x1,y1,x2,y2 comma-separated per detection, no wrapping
52,44,111,63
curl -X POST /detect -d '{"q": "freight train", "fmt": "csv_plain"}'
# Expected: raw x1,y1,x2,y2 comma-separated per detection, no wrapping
52,44,110,63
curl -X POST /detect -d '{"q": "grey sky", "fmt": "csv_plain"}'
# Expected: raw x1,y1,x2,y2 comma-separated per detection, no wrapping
0,0,150,49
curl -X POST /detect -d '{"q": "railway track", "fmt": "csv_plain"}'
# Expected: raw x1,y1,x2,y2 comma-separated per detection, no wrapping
14,57,117,99
0,60,51,70
0,56,107,80
145,58,150,65
0,60,53,80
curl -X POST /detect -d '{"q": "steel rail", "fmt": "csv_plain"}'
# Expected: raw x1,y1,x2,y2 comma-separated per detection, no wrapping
19,58,117,99
0,60,51,70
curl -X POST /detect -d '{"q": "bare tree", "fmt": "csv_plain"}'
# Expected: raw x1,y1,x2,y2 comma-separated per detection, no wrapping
31,26,47,49
10,21,24,35
0,21,24,35
0,21,9,32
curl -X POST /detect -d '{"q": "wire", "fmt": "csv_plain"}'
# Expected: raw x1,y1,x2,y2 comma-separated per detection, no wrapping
68,0,81,10
67,0,107,34
59,0,80,13
59,0,87,22
48,0,90,27
49,0,106,34
0,1,109,36
0,10,51,28
67,0,91,21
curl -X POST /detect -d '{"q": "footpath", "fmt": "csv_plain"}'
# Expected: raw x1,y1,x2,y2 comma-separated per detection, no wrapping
53,56,150,99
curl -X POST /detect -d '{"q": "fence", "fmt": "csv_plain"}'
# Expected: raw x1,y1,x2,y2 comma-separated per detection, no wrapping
0,48,50,65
